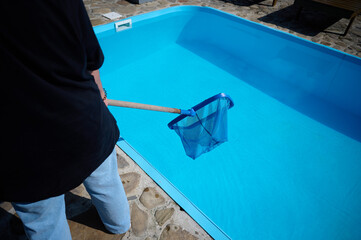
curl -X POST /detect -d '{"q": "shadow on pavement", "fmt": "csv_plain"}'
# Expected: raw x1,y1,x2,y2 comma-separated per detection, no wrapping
221,0,274,7
259,4,344,36
0,207,26,240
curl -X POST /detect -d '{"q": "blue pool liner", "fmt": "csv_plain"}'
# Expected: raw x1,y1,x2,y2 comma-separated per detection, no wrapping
95,6,361,240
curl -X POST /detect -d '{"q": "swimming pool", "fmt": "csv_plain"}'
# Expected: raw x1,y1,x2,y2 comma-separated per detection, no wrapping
95,6,361,239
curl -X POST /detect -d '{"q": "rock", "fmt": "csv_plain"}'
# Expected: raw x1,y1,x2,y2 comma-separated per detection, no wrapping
155,208,174,226
119,172,140,195
92,8,111,14
70,184,90,199
0,202,13,212
139,187,165,209
117,152,130,169
320,41,331,46
145,237,157,240
335,41,347,47
117,0,131,6
90,18,107,26
117,5,137,15
130,203,148,236
160,224,198,240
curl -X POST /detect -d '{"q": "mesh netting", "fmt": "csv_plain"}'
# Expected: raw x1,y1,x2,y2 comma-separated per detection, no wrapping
168,94,233,159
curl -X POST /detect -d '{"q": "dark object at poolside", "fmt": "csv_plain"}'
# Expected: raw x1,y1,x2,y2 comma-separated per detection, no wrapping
127,0,154,4
293,0,361,36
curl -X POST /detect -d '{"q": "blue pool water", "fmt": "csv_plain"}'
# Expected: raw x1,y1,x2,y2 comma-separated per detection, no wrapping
95,6,361,239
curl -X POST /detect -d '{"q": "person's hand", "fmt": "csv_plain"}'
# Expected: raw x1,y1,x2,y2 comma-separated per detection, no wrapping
103,98,109,106
90,69,108,107
101,88,108,106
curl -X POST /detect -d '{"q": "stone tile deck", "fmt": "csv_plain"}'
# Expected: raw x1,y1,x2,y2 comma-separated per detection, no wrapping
1,1,360,240
66,147,211,240
85,0,361,57
0,146,210,240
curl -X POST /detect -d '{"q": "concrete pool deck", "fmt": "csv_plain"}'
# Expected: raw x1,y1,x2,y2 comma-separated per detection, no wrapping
1,0,360,239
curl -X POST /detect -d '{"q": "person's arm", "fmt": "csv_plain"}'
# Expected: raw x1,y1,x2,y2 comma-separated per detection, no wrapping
90,69,108,106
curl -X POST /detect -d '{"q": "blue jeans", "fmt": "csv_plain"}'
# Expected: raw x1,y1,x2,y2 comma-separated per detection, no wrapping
12,148,130,240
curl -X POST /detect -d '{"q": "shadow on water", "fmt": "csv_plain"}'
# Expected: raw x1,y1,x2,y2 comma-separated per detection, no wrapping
258,4,344,36
177,42,361,143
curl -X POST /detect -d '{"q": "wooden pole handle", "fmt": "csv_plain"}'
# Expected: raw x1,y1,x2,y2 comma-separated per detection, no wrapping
107,99,181,114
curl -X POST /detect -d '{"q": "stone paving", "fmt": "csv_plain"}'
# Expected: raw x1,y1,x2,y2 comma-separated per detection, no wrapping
0,146,211,240
66,147,211,240
1,1,361,240
84,0,361,57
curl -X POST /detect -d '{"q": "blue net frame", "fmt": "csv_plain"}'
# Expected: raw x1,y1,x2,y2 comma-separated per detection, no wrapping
168,93,234,159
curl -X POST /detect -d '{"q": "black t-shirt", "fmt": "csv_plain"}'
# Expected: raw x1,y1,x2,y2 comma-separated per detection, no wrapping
0,0,119,202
